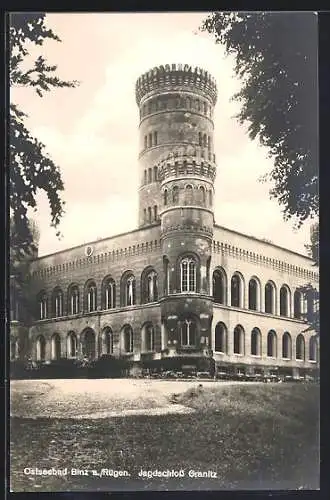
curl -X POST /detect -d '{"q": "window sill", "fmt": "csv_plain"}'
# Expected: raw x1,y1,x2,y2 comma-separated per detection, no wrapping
251,354,262,358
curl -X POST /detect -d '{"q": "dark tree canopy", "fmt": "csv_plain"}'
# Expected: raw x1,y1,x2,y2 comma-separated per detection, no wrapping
10,13,78,258
201,12,318,227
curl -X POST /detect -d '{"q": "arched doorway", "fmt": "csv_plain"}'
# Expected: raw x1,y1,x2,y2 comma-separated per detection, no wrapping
81,328,96,359
51,333,61,360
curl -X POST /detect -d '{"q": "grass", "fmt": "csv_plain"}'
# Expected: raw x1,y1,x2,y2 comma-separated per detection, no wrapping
10,383,319,492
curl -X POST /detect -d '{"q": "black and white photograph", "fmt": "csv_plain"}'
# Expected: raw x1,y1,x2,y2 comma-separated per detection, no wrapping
9,11,319,492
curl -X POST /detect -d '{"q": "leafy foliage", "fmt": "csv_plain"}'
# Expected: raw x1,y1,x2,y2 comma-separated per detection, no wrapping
201,12,318,227
10,13,78,257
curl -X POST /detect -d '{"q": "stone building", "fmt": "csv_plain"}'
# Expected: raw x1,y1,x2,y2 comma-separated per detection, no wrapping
10,64,319,378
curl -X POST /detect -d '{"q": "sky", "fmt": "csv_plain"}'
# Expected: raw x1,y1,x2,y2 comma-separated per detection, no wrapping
11,12,316,257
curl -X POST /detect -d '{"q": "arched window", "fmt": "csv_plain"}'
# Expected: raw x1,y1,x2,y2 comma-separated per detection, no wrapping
36,335,46,361
154,205,157,221
185,184,193,205
85,281,97,312
203,134,207,147
215,322,226,353
144,169,147,184
164,189,168,206
233,325,245,354
122,273,136,306
186,96,191,109
148,133,152,147
67,332,77,358
248,278,259,311
207,136,211,149
51,333,61,360
265,282,276,314
172,185,179,203
101,327,113,355
38,291,47,320
123,325,133,353
199,185,206,205
144,135,147,149
209,190,213,206
68,284,79,315
181,257,196,292
203,102,207,114
267,330,277,357
81,328,96,359
153,131,158,145
282,332,292,359
294,290,303,319
213,269,226,304
198,132,202,146
148,207,152,223
52,288,63,318
141,268,158,303
148,168,152,183
143,208,147,223
153,166,158,181
148,101,152,113
180,318,196,346
250,328,260,355
280,286,290,317
196,99,200,111
231,274,243,308
309,336,317,361
296,334,305,360
103,278,116,309
143,324,154,351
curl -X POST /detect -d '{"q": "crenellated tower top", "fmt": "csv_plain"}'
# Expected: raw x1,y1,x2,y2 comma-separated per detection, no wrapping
135,64,218,106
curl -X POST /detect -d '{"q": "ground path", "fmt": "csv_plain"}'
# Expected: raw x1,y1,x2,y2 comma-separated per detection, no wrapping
10,378,259,419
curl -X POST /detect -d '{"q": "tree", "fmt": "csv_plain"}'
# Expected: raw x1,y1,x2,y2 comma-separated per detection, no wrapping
10,13,78,258
201,12,318,227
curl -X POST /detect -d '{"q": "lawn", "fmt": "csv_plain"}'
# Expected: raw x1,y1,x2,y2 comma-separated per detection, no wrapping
10,382,319,492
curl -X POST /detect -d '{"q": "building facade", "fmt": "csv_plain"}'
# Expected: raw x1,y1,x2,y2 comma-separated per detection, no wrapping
10,64,319,378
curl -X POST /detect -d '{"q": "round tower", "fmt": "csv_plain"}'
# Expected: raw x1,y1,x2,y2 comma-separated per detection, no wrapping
135,63,217,227
135,64,218,370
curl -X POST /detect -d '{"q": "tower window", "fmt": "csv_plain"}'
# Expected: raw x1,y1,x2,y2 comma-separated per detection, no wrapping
144,135,147,149
153,205,157,221
203,134,207,147
185,185,193,205
172,186,179,203
199,185,206,205
164,189,168,206
207,136,211,149
181,257,196,293
143,208,147,223
144,169,147,184
181,318,196,346
148,133,152,147
148,168,152,183
153,166,158,181
148,207,152,224
153,131,158,145
203,102,207,114
198,132,202,146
